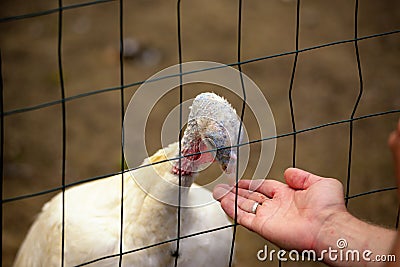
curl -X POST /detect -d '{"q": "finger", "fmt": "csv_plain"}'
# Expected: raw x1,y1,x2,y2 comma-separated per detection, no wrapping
388,119,400,179
231,187,270,203
214,184,256,208
218,187,283,234
397,118,400,133
214,183,270,203
220,195,256,229
213,184,231,201
237,179,286,198
388,119,400,151
284,168,323,190
219,189,263,214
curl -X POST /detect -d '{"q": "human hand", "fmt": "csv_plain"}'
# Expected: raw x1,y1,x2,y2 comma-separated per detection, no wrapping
389,118,400,189
213,168,347,251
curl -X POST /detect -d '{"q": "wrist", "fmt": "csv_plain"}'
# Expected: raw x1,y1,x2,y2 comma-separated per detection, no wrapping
313,210,353,254
315,211,367,266
314,210,396,266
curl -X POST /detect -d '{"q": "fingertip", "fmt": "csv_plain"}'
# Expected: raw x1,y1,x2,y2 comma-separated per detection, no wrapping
283,167,297,177
284,167,306,183
284,167,321,190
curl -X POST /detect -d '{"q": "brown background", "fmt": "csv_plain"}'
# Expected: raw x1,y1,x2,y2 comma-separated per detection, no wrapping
1,0,400,266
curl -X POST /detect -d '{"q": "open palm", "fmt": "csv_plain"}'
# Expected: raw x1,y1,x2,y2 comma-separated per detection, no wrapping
213,168,347,251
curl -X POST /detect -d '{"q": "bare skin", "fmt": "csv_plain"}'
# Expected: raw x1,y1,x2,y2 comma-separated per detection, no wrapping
213,118,400,266
387,119,400,267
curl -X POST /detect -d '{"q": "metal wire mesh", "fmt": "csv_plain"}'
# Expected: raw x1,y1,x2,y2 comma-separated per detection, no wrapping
1,0,400,266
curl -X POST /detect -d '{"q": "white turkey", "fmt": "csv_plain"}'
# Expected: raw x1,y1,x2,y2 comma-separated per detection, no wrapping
14,92,240,267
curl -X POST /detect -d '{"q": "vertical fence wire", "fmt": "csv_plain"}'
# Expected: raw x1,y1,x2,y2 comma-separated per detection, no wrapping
288,0,301,169
174,0,184,265
345,0,364,207
1,1,400,266
57,0,67,265
229,0,247,265
0,51,4,259
118,0,125,265
282,1,301,266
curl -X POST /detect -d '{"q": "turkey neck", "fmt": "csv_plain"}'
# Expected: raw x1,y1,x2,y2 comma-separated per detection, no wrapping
124,144,196,248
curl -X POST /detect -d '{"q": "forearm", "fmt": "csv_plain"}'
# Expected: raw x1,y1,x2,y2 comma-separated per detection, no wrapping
314,211,396,266
387,230,400,267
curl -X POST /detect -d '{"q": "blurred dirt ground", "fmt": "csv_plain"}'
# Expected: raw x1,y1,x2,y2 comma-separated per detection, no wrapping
1,0,400,266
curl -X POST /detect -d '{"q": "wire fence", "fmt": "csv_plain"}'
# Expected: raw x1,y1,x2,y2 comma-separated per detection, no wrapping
1,0,400,266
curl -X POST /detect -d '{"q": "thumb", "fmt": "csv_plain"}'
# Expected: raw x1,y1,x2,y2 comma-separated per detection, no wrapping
284,168,323,190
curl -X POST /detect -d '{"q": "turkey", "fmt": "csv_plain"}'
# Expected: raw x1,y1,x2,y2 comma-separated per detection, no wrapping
14,92,240,267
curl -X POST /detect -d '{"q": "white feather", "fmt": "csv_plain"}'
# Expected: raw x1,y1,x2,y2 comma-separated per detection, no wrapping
14,143,233,266
14,93,237,266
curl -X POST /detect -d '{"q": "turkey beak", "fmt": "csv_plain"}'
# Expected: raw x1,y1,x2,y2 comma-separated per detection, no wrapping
203,132,237,174
217,148,237,175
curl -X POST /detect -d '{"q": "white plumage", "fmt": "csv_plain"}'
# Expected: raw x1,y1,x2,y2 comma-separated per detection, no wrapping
14,92,239,267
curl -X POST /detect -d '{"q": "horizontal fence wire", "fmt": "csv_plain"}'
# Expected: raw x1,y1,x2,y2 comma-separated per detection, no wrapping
74,224,236,267
1,29,399,117
0,0,116,23
72,186,400,266
1,1,400,267
3,108,400,204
